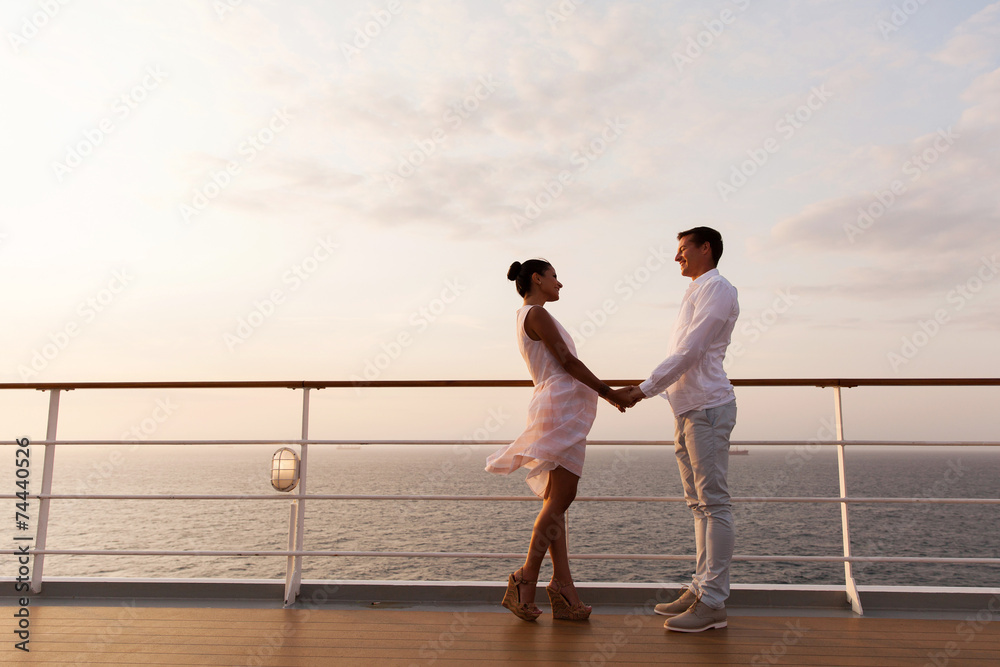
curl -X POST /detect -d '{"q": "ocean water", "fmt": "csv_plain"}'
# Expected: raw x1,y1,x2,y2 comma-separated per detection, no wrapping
18,444,1000,587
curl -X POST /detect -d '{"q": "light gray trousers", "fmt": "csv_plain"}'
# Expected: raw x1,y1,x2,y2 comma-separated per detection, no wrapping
674,399,737,609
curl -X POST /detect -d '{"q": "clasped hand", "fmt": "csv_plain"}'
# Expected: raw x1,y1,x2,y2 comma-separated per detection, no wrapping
602,386,646,412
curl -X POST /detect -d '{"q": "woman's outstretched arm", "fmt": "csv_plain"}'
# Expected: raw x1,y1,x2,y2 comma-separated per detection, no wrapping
524,305,626,411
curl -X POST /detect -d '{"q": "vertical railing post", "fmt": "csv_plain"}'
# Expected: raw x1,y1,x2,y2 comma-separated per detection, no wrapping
31,389,62,594
284,387,310,606
284,502,298,606
834,385,863,615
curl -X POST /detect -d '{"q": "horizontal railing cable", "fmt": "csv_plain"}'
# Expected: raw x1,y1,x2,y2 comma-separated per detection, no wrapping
1,548,997,566
3,493,998,505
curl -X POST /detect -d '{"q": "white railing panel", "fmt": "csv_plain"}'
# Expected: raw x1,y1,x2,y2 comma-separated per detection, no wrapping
1,379,996,606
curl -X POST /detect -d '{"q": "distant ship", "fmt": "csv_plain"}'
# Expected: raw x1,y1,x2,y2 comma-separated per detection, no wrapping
731,447,749,455
336,444,362,450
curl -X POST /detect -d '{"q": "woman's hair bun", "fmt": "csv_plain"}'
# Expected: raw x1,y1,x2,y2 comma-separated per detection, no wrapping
507,261,522,281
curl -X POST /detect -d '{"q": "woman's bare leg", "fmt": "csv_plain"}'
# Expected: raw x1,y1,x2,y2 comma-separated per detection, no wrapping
518,467,580,605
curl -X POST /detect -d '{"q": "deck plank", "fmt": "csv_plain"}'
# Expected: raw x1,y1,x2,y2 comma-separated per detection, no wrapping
2,606,997,666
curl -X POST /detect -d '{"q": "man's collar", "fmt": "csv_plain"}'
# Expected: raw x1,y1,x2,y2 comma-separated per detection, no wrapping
692,268,720,285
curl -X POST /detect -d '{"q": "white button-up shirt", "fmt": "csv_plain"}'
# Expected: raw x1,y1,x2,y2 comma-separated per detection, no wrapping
638,268,739,416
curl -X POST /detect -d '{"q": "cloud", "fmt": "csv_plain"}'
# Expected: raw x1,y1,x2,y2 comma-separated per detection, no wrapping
934,2,1000,68
156,2,679,237
766,64,1000,297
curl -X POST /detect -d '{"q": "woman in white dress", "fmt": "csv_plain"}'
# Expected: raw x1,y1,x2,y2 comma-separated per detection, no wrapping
486,259,632,621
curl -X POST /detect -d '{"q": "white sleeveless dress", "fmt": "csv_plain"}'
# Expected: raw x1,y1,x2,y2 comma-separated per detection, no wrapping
485,305,599,497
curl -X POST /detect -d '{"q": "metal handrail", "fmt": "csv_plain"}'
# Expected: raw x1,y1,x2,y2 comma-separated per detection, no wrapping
3,378,998,613
3,377,1000,391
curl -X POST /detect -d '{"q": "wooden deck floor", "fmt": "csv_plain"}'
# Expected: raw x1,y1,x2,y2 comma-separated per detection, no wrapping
3,605,998,666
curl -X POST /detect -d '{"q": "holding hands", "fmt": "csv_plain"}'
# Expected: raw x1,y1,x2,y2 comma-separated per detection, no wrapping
602,385,646,412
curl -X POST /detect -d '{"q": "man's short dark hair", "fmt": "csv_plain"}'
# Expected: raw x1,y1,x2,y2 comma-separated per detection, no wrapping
677,226,723,266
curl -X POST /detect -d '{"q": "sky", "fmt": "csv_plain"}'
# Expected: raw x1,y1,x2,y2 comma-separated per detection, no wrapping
2,0,999,447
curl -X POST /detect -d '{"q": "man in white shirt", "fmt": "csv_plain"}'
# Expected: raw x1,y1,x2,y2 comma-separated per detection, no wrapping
622,226,739,633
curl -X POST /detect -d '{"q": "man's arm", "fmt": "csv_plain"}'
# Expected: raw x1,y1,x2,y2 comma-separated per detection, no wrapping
638,280,735,398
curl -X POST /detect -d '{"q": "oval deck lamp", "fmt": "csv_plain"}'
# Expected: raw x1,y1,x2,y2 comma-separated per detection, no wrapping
271,447,300,492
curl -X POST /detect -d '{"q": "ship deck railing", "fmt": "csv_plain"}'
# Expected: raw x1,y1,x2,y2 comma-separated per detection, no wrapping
2,378,999,618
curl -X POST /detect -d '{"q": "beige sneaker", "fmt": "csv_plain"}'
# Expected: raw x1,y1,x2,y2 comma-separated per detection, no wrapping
653,588,697,617
663,599,727,632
